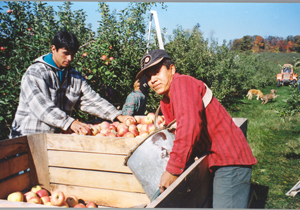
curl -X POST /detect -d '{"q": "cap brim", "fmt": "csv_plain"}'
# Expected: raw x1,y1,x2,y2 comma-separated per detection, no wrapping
136,57,164,79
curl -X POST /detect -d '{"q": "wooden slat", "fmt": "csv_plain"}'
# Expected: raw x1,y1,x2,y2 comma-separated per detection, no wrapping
0,153,30,180
50,184,150,208
0,199,59,208
49,167,144,193
0,136,28,160
0,172,31,199
48,150,131,173
27,134,50,191
46,134,141,155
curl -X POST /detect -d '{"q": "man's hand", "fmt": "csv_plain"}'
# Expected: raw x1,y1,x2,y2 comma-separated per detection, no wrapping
70,120,93,135
116,115,136,124
158,171,178,193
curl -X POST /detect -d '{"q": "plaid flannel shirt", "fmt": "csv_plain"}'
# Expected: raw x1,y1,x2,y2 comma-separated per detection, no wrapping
121,90,146,116
10,54,121,138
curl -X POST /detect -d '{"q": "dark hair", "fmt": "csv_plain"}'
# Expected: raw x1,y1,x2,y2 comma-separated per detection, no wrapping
52,31,79,53
161,58,174,69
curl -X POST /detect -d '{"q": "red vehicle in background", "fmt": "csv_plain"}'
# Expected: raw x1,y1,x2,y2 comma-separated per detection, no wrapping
276,64,298,87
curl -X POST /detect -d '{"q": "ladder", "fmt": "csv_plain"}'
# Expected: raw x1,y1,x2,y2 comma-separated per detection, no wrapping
146,10,164,52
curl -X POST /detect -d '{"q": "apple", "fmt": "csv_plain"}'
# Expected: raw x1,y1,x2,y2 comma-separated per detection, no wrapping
86,201,97,208
74,203,87,208
137,131,148,138
123,132,135,138
100,128,109,135
82,53,87,57
7,9,12,14
108,124,117,132
117,125,129,137
157,115,165,125
0,46,5,51
109,57,114,61
125,117,137,126
24,191,37,202
96,133,106,137
51,190,65,206
7,192,24,202
134,116,142,124
27,196,41,204
44,202,54,206
131,129,139,137
112,121,120,128
139,124,148,134
136,124,143,132
31,185,42,193
36,189,49,198
141,116,153,125
90,125,99,135
147,112,156,121
41,196,51,204
27,27,32,31
147,123,156,133
66,195,79,207
107,132,117,137
100,121,110,130
128,124,137,132
60,201,69,207
101,55,107,61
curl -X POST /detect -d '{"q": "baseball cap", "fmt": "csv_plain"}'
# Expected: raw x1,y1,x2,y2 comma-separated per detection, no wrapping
136,49,171,79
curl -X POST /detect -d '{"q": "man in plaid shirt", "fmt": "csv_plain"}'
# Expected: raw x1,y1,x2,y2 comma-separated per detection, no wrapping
10,31,133,138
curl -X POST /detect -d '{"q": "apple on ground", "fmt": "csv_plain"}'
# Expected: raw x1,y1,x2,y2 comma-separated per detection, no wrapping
50,190,65,206
60,201,69,207
24,191,37,202
31,185,42,193
141,116,153,125
7,192,24,202
74,203,87,208
41,196,51,204
66,195,79,207
86,201,97,208
36,189,49,198
27,196,42,204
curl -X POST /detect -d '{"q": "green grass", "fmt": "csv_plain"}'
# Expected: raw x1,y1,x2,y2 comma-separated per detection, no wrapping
228,85,300,208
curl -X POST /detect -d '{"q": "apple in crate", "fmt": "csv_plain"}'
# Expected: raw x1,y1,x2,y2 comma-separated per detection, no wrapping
51,190,65,206
66,195,79,207
31,185,42,193
134,116,142,124
86,201,97,208
36,189,49,198
74,203,87,208
123,132,135,138
60,201,69,207
147,123,156,133
24,191,37,202
41,195,51,204
100,121,110,130
141,116,153,124
7,191,24,202
125,117,137,126
27,196,41,204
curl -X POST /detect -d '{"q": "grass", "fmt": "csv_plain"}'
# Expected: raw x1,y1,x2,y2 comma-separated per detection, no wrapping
228,85,300,208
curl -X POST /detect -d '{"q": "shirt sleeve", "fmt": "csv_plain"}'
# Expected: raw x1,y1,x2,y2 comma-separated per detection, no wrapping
21,69,75,131
166,76,206,175
121,92,136,116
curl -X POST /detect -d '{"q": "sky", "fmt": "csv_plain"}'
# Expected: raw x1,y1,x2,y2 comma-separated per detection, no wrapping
2,1,300,44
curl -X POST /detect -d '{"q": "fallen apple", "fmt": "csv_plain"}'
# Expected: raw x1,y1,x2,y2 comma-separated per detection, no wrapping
44,202,54,206
27,196,42,204
86,201,97,208
51,190,65,206
66,195,79,207
41,195,51,204
74,203,87,208
24,191,37,202
7,192,24,202
36,189,49,198
60,201,69,207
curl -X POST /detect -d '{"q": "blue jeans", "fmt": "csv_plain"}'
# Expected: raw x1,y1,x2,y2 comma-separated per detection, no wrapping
212,165,252,208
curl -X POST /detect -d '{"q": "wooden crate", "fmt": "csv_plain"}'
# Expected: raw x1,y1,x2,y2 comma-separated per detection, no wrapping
0,133,150,208
0,117,247,208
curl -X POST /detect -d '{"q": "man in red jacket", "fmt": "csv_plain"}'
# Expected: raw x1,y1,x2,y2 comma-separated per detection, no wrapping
136,49,257,208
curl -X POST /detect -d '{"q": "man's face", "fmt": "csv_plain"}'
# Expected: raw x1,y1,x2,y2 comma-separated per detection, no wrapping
144,64,175,97
51,45,75,69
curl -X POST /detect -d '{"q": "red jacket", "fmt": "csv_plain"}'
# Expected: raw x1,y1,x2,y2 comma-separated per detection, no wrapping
160,73,257,175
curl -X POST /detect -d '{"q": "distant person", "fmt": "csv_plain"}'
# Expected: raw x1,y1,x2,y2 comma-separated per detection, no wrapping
10,31,134,138
121,76,149,116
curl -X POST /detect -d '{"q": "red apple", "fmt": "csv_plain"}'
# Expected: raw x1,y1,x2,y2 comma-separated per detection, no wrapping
96,133,106,137
134,116,142,124
74,203,87,208
108,124,117,132
137,131,149,138
24,191,37,202
128,124,137,132
147,112,156,121
27,196,41,204
137,124,143,132
107,132,117,137
100,121,110,130
44,202,54,206
60,201,69,207
130,129,139,137
51,191,65,206
36,189,49,198
100,128,109,135
109,57,114,61
101,55,107,61
0,46,5,51
123,132,135,138
140,124,148,134
117,125,129,137
82,53,87,57
86,201,97,208
66,195,79,207
147,123,156,133
41,196,51,204
7,9,12,14
31,185,42,193
141,116,153,125
157,115,165,125
125,117,137,126
7,192,24,202
112,121,120,128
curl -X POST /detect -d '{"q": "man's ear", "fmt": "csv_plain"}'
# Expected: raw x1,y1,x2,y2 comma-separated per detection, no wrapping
51,45,56,53
170,64,176,75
